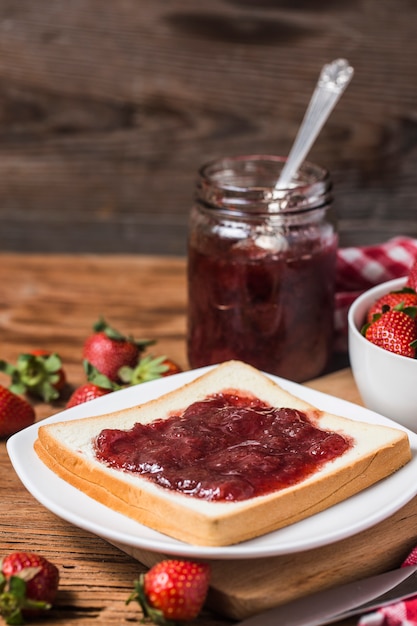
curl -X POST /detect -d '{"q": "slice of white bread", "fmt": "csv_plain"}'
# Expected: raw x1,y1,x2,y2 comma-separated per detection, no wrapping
34,361,411,546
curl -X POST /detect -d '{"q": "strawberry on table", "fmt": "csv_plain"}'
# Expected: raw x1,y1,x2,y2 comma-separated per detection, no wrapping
66,361,119,408
66,382,113,408
119,355,183,385
0,386,36,438
0,351,66,402
127,559,210,625
82,318,155,383
362,308,417,358
0,551,59,624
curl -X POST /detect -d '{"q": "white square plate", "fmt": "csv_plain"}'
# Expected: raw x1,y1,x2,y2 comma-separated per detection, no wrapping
7,366,417,560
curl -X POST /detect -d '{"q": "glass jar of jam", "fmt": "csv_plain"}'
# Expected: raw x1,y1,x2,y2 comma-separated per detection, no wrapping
186,155,338,383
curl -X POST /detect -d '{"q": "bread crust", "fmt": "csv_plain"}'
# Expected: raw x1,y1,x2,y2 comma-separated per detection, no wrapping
34,361,411,546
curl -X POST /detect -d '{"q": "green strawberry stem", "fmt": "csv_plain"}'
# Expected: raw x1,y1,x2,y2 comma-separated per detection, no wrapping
119,355,170,385
83,360,121,390
126,575,177,626
391,287,417,294
401,305,417,318
0,574,51,625
0,353,63,402
92,317,156,351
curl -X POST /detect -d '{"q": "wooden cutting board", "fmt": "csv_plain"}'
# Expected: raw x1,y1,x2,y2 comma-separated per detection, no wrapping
114,369,417,621
115,501,417,621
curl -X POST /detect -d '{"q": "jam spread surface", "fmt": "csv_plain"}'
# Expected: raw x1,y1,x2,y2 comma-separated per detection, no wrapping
94,392,351,502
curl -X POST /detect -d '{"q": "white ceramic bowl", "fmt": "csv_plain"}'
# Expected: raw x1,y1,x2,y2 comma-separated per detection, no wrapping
348,276,417,432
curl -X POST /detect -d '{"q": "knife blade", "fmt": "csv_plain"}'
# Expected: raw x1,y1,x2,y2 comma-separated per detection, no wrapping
237,564,417,626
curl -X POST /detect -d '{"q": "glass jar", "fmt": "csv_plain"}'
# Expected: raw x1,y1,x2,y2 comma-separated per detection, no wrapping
186,155,338,383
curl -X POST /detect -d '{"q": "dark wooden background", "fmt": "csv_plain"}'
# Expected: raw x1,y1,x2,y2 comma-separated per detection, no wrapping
0,0,416,256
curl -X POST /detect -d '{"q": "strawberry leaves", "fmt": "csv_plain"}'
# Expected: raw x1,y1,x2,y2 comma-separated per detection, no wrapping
0,552,59,624
0,572,51,625
128,574,172,626
119,355,177,385
92,317,155,353
0,352,66,402
83,360,120,391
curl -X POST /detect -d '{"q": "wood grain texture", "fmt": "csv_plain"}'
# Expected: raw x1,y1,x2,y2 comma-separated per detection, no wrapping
0,253,189,402
0,253,229,625
0,1,416,254
1,253,416,625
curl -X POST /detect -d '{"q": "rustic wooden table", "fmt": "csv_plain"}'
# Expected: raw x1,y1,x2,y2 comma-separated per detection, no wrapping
1,254,416,626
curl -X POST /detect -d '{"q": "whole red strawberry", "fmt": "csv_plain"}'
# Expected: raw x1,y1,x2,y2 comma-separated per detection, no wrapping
66,361,119,408
0,386,36,438
82,318,155,382
362,308,417,358
0,551,59,624
366,288,417,323
0,350,67,402
127,559,210,625
66,382,112,408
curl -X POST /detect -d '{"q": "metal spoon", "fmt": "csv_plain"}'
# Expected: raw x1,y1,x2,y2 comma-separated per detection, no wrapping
275,58,354,190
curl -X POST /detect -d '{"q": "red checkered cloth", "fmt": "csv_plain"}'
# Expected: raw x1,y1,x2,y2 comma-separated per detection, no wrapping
358,547,417,626
334,237,417,351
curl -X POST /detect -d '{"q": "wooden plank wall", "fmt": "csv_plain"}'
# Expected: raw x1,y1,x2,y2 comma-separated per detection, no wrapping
0,0,416,255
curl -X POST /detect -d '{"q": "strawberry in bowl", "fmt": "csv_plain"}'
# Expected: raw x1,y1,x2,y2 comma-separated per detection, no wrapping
348,275,417,432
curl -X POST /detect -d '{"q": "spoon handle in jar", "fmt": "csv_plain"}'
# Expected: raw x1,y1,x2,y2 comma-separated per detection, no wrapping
275,58,354,191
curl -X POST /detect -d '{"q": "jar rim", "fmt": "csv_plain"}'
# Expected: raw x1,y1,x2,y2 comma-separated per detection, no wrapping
197,154,332,215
